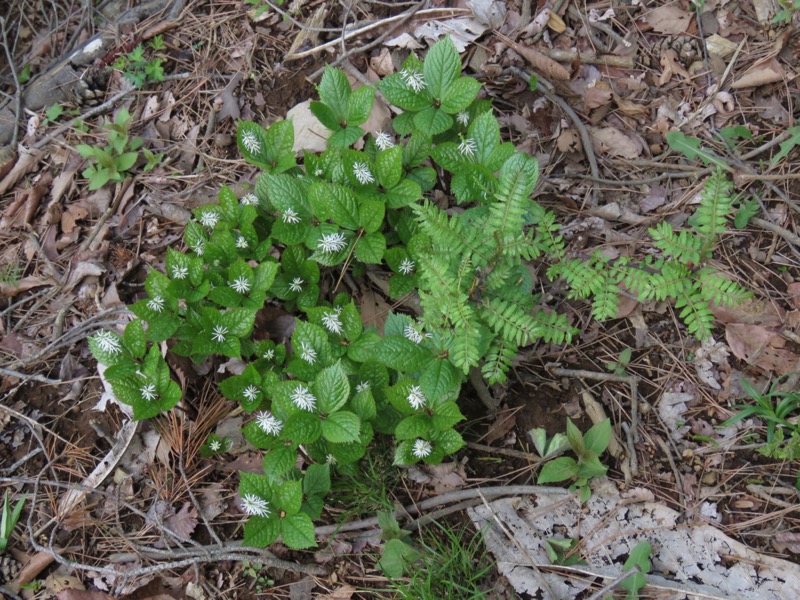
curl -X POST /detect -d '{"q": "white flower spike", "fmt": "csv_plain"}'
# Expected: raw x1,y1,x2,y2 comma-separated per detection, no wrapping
242,385,259,402
355,381,370,393
456,110,470,127
211,325,228,343
353,162,375,185
375,131,395,150
407,385,426,410
199,211,219,228
318,232,347,253
289,277,304,293
140,383,158,401
290,385,317,411
241,130,261,154
241,193,258,206
458,138,477,157
400,68,426,93
404,323,424,344
94,331,122,355
256,411,283,436
147,296,165,313
171,265,188,280
282,208,301,224
321,308,343,335
412,439,432,459
398,258,415,275
236,236,249,249
241,493,270,517
230,276,251,294
208,439,222,452
262,348,275,360
300,341,317,364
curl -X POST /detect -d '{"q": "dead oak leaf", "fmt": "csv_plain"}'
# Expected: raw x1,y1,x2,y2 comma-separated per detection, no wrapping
590,126,642,159
725,323,799,375
163,502,198,540
645,5,693,35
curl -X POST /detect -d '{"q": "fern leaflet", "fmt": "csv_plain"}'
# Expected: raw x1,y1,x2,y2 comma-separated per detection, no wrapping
694,169,735,240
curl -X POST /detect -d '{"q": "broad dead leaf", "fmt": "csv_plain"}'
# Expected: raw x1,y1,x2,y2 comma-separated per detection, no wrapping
0,145,43,195
287,99,331,154
164,502,198,540
557,128,581,152
584,82,613,109
726,323,799,375
710,296,784,326
645,5,692,34
659,49,691,85
0,173,51,228
732,58,785,89
0,275,55,297
590,127,642,159
513,42,571,80
317,584,357,600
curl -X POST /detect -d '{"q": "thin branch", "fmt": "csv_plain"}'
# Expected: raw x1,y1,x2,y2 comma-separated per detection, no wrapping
0,16,22,146
0,367,61,384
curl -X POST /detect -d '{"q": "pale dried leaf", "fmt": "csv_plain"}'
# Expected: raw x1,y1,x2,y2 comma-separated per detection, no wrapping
287,99,331,153
725,323,799,375
468,0,507,29
706,34,739,59
659,49,690,85
589,127,641,159
316,584,356,600
164,502,198,540
556,128,581,152
658,392,693,440
513,43,571,80
584,82,613,109
645,5,692,34
0,275,56,297
732,58,785,89
0,145,43,195
711,295,784,326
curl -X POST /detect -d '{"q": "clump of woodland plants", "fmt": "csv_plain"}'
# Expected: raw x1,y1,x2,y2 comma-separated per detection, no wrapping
89,37,750,549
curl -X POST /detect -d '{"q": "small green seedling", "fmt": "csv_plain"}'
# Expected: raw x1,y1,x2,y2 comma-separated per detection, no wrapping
619,541,652,599
0,490,27,552
529,427,570,459
605,347,632,376
537,419,611,502
376,511,422,578
545,537,586,566
721,377,800,444
76,108,162,190
111,36,166,88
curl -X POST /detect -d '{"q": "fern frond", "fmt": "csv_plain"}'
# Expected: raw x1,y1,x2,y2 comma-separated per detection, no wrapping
450,323,482,373
650,222,705,264
489,153,538,249
674,282,715,339
621,258,657,297
482,338,517,385
641,261,693,302
532,204,565,261
694,170,735,240
480,298,541,346
558,258,604,300
532,309,576,345
697,267,752,307
591,274,621,321
413,201,465,253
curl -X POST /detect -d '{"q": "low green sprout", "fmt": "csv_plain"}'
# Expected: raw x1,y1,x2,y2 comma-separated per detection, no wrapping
0,490,27,553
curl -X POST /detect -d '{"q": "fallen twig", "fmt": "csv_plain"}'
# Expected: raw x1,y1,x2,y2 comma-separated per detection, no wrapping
0,16,22,146
0,367,60,384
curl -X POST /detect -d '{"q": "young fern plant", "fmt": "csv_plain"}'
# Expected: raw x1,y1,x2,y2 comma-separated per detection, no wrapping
550,170,751,339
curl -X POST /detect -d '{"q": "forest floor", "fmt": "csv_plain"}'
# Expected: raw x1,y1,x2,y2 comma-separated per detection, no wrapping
1,0,800,598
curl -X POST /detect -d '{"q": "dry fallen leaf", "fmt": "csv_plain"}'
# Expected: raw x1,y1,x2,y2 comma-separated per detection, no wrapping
732,58,785,89
0,275,56,297
163,502,198,540
287,99,331,154
317,584,357,600
584,82,613,109
659,49,691,85
512,41,571,80
557,128,582,152
726,323,799,375
710,296,784,326
645,5,693,35
590,126,642,159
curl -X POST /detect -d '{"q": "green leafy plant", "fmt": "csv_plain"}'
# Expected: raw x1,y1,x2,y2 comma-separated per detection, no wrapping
605,347,632,376
86,35,752,553
111,36,166,88
76,108,163,189
773,0,800,24
721,377,800,458
537,419,611,502
620,541,652,599
550,169,751,338
545,537,586,566
376,511,421,578
239,561,275,593
0,490,27,552
666,131,730,171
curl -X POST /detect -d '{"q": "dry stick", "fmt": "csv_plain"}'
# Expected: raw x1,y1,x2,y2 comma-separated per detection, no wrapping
287,6,471,61
467,441,543,463
178,456,223,547
506,67,600,206
0,16,22,146
33,73,192,150
308,1,428,81
550,367,639,474
0,366,61,384
543,48,634,69
751,217,800,247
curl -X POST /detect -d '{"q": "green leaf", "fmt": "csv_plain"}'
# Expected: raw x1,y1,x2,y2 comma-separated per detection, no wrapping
318,67,351,122
379,336,433,372
423,36,461,100
309,183,359,229
419,360,462,406
262,446,299,481
566,419,585,455
538,456,579,483
281,513,317,549
734,197,760,228
275,479,303,514
374,145,403,189
237,121,271,166
243,515,281,547
115,152,138,172
395,415,431,440
385,179,422,209
303,463,331,497
354,232,386,264
359,199,385,233
313,361,350,413
433,428,464,454
322,411,361,443
347,85,375,125
665,131,731,171
378,538,420,578
282,412,322,444
772,125,800,164
219,364,262,411
441,76,481,114
432,402,464,431
311,101,339,130
412,107,453,136
124,320,147,359
583,419,611,456
329,126,364,148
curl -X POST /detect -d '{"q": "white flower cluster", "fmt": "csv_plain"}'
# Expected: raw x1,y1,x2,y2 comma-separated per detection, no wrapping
241,493,270,517
94,331,121,354
321,307,343,335
241,130,261,154
256,411,283,436
400,68,426,93
291,385,317,411
407,385,426,410
318,232,347,253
